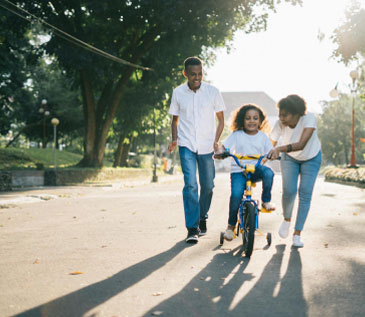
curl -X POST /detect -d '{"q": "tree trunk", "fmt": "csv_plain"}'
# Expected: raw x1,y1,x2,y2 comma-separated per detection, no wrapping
77,28,159,168
113,133,125,167
120,142,130,167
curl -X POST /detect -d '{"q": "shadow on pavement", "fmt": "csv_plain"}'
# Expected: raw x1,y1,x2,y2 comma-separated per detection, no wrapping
144,244,307,316
15,241,186,317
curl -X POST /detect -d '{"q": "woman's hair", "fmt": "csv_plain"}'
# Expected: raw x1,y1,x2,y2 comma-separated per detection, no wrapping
277,94,306,116
230,103,270,133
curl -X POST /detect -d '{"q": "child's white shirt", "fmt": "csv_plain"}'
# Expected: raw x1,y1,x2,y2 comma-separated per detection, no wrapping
222,130,273,173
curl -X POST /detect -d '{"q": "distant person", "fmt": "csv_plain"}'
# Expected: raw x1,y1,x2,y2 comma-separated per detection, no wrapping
268,94,322,248
168,56,225,244
217,104,275,241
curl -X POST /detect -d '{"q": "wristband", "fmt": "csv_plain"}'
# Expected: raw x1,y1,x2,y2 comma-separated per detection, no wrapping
287,144,293,152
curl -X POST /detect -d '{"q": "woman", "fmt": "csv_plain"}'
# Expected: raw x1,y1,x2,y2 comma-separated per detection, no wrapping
268,94,321,247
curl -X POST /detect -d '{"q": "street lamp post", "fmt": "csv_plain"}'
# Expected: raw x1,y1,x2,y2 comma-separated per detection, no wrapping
152,109,158,183
39,99,49,148
349,70,359,168
51,118,59,170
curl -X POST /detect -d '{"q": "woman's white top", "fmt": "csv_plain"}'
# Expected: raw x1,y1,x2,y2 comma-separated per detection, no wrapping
270,112,321,161
222,130,273,173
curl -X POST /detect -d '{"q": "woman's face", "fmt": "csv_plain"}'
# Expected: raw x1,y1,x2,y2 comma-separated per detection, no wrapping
279,109,299,128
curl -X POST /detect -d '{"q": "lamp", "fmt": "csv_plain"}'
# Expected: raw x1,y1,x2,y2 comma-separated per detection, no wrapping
349,69,359,168
39,99,49,148
51,118,59,170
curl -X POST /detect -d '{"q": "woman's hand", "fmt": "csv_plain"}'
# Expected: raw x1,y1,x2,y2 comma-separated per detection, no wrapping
268,147,280,160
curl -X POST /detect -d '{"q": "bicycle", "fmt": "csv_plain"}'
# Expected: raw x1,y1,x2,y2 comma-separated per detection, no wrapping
214,149,276,257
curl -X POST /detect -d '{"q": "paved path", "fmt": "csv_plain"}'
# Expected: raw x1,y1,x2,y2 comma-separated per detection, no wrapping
0,173,364,316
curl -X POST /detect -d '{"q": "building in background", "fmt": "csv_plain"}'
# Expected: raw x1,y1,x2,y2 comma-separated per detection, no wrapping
222,91,278,127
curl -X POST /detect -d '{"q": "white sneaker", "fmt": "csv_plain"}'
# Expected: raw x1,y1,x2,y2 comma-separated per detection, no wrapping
293,235,304,247
224,229,234,241
278,221,290,238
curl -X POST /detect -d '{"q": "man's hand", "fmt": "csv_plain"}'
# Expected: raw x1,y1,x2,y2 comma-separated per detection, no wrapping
168,140,177,153
213,141,219,153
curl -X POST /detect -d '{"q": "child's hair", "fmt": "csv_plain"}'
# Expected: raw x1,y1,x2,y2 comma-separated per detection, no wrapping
277,94,306,116
184,56,202,70
230,103,271,134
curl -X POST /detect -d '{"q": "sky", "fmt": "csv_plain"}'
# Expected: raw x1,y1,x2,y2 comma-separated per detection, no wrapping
206,0,365,113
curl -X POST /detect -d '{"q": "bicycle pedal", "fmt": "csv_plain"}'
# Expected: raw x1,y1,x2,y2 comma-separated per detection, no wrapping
256,229,265,236
260,208,273,213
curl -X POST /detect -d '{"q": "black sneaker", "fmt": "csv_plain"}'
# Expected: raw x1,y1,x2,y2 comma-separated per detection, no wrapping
199,219,207,236
186,228,199,244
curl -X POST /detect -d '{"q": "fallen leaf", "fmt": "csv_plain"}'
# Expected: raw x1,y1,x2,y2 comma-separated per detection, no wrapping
132,211,136,215
33,259,40,264
151,311,164,316
101,245,107,248
69,271,84,275
353,212,359,216
152,292,163,296
168,225,177,229
194,288,199,292
324,243,329,248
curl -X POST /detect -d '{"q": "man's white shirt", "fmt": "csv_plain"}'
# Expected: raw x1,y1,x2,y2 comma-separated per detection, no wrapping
169,82,226,154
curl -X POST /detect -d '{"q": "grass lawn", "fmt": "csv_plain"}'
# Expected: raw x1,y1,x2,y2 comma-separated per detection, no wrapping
0,148,112,170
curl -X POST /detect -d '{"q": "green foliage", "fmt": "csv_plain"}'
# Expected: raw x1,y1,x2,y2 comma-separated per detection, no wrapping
318,95,365,165
332,1,365,62
0,148,83,169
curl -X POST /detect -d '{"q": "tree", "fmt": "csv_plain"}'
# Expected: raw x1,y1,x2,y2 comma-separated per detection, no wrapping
332,1,365,62
318,94,365,165
0,7,39,136
12,0,302,167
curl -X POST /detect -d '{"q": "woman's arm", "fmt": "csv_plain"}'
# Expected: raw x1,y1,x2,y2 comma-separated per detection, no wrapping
268,127,315,159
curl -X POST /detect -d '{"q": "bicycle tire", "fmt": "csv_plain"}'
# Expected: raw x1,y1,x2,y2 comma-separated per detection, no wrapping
241,202,256,257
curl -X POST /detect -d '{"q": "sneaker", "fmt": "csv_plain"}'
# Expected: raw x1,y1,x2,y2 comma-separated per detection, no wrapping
224,229,234,241
278,221,290,239
262,202,276,212
293,235,304,247
186,228,199,244
199,219,207,236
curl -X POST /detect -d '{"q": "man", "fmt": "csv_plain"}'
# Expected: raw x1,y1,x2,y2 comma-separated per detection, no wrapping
168,56,225,244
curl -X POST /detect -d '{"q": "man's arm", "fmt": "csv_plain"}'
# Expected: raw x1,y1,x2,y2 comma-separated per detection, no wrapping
168,115,179,152
214,111,224,152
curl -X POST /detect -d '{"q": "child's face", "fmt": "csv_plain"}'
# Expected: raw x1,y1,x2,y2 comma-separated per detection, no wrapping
244,109,261,135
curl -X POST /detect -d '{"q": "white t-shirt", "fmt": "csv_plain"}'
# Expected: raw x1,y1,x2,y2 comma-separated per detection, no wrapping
270,112,321,161
222,130,273,173
168,82,226,154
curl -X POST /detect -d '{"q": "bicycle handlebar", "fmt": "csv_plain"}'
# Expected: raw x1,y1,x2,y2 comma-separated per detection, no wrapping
213,149,279,170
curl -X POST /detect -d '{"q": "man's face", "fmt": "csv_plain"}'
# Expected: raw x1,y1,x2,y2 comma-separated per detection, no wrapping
183,64,203,91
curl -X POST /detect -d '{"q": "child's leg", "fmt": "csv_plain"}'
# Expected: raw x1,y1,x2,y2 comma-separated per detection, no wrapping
228,172,246,226
252,165,274,203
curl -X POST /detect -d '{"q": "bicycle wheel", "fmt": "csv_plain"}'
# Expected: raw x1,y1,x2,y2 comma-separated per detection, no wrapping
241,202,256,257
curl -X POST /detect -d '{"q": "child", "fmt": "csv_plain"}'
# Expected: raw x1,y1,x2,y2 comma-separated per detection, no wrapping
219,104,275,241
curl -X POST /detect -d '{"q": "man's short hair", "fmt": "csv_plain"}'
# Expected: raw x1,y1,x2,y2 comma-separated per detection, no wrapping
184,57,202,70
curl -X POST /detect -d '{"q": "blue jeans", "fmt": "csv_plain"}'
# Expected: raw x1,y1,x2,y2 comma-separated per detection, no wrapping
280,151,322,231
228,165,274,226
179,147,215,229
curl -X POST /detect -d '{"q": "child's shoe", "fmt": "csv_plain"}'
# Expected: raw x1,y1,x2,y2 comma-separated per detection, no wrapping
224,229,234,241
262,202,276,212
292,235,304,248
278,220,290,238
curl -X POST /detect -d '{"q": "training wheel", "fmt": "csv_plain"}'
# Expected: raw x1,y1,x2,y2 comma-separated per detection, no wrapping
266,232,272,246
220,232,224,245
